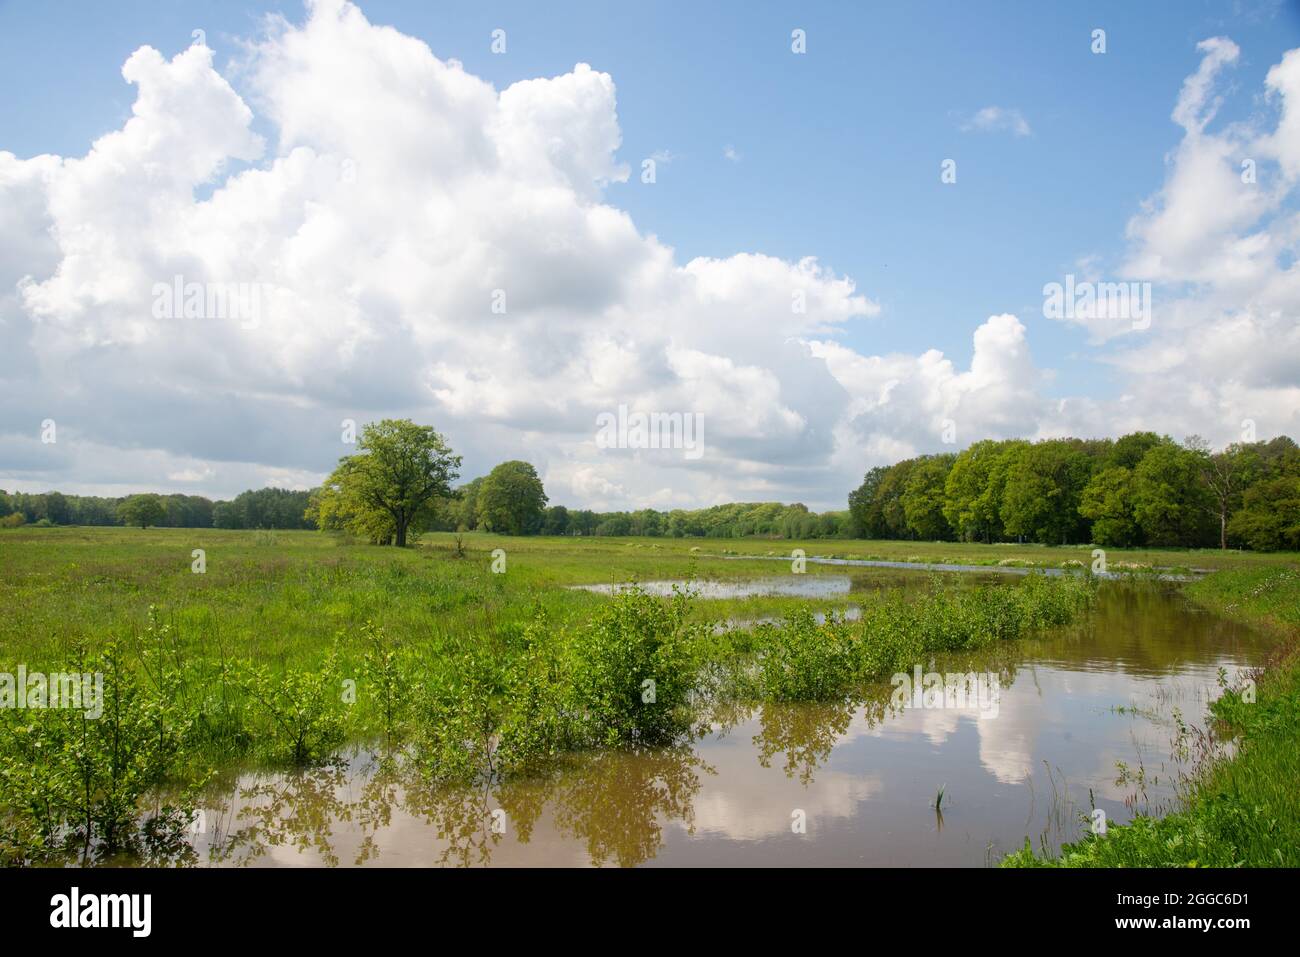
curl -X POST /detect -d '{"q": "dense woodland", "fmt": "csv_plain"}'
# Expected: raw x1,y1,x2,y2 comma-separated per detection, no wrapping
848,433,1300,552
0,487,314,531
4,431,1298,551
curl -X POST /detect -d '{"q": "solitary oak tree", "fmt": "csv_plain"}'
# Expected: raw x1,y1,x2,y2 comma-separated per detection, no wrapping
313,419,460,546
117,493,166,529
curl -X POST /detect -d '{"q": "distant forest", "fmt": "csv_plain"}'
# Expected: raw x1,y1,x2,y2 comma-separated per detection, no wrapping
0,486,315,531
848,433,1300,552
0,485,854,540
3,432,1297,551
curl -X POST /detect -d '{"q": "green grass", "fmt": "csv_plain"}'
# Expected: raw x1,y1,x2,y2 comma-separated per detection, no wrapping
4,525,1292,666
1002,564,1300,867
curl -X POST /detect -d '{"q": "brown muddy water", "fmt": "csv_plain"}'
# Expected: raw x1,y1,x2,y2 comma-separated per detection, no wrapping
189,581,1267,867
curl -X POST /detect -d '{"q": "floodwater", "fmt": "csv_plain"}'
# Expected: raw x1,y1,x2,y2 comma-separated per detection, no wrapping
190,581,1267,867
721,553,1199,580
571,575,857,599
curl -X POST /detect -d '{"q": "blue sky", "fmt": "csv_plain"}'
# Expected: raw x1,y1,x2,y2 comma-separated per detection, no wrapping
2,0,1299,507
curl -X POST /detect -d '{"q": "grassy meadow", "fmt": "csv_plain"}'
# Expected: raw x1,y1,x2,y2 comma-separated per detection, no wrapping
5,523,1292,670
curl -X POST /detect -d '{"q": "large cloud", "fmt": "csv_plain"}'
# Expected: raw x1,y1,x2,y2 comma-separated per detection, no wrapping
1101,37,1300,444
1,2,1297,509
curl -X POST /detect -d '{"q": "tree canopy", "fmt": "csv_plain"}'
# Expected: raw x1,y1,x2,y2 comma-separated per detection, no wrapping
117,494,166,529
477,460,548,535
848,433,1300,550
310,419,461,546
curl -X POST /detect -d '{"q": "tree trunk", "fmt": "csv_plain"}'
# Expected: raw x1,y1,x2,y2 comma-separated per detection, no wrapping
1220,511,1227,550
395,520,407,547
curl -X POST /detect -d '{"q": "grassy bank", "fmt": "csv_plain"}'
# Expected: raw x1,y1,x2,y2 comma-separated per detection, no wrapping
1002,564,1300,867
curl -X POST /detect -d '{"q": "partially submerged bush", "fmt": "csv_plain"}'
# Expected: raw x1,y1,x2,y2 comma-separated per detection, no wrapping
0,631,201,866
754,610,857,702
568,586,703,746
411,645,506,784
744,573,1097,702
236,647,347,766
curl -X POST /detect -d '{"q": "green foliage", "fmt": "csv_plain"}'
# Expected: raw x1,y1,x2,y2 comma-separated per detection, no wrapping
213,487,312,530
748,573,1097,702
477,460,548,535
117,493,167,529
849,432,1300,551
1132,442,1215,547
1228,476,1300,551
411,645,507,783
542,504,570,535
492,619,574,774
314,419,461,546
0,621,201,865
444,476,484,531
753,610,859,701
236,647,347,765
1079,465,1140,546
902,454,955,540
1000,440,1094,545
410,617,575,783
569,587,703,745
943,440,1024,542
0,488,304,530
356,620,412,745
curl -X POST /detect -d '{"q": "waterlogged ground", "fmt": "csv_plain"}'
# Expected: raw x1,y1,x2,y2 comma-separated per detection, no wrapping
572,575,858,599
185,581,1267,867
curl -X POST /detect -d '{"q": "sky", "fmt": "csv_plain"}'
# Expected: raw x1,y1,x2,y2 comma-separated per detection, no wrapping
2,0,1299,511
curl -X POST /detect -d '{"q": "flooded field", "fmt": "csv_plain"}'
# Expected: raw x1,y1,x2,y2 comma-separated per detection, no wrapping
572,575,862,599
189,581,1266,867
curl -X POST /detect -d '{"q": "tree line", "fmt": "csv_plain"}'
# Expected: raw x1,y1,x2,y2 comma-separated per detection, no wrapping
447,496,856,540
0,487,315,530
848,433,1300,551
6,421,1297,551
302,420,860,544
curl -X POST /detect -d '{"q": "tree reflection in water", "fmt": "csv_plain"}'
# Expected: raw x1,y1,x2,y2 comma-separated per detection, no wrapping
203,743,714,867
752,698,870,787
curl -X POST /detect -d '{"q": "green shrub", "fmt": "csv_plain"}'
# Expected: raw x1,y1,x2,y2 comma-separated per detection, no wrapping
0,637,200,866
742,573,1096,702
410,645,505,783
568,586,702,745
754,609,857,701
356,620,412,746
237,647,347,765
